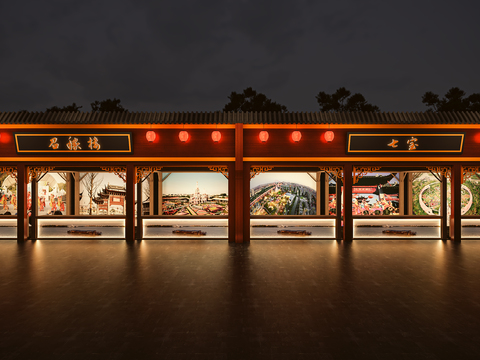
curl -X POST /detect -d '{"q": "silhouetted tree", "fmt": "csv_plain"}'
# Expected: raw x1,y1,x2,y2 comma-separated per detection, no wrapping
91,98,127,112
81,173,103,215
422,87,480,111
223,87,287,112
316,87,380,112
45,103,83,112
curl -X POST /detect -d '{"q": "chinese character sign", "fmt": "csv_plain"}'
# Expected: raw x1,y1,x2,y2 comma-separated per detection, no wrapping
348,133,464,153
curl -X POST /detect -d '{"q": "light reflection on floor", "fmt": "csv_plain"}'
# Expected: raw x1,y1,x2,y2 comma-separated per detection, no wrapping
1,239,480,359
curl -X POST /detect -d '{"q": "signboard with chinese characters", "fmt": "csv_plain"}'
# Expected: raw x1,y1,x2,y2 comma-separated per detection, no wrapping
14,133,132,154
347,133,464,154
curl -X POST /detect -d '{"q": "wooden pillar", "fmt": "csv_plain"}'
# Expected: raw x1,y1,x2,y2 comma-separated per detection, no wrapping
149,172,155,215
136,178,142,240
235,123,244,243
343,164,353,242
399,172,405,215
158,172,162,215
74,172,80,215
125,164,135,241
406,173,412,215
29,177,37,240
324,172,330,216
228,162,235,243
66,173,72,215
441,175,448,240
17,164,28,242
242,161,250,243
450,164,462,241
335,177,342,240
317,171,322,215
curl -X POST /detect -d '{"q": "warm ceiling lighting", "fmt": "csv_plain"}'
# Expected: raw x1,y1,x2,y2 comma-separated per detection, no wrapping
324,130,334,142
292,130,302,142
259,130,269,143
146,130,156,142
211,130,221,143
179,130,189,142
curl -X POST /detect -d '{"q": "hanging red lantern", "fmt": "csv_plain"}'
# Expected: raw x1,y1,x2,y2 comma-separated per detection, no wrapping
146,130,156,142
211,130,221,143
324,130,335,142
259,130,269,143
292,130,302,142
179,130,189,142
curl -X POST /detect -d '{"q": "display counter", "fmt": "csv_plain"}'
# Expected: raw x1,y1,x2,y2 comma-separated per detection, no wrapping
353,216,442,239
143,216,228,239
250,216,336,239
0,217,17,239
461,217,480,238
37,216,126,239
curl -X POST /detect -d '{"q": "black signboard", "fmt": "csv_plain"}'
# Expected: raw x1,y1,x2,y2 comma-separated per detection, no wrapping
347,133,464,154
15,133,132,154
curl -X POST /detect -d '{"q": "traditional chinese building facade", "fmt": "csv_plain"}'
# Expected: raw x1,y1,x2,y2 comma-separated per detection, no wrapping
0,111,479,242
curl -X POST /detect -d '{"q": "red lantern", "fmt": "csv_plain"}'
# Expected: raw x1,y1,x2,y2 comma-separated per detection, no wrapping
179,130,189,142
259,130,269,143
292,130,302,142
324,130,334,142
211,130,221,143
146,130,156,142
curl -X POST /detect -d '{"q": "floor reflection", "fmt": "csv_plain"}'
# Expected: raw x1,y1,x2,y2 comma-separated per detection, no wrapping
0,240,480,359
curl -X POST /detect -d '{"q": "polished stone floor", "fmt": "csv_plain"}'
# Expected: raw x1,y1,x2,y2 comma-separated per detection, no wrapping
1,240,480,360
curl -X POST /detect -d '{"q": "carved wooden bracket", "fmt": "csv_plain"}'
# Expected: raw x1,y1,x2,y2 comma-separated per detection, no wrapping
101,166,127,182
208,166,228,179
461,166,480,184
250,166,273,179
28,166,55,182
352,166,381,184
135,166,163,183
426,166,451,181
0,166,17,180
318,166,343,182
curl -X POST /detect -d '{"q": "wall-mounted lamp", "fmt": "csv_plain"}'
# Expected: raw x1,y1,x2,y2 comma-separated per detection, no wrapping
292,130,302,142
324,130,334,142
211,130,221,143
259,130,269,143
146,131,156,142
179,130,189,142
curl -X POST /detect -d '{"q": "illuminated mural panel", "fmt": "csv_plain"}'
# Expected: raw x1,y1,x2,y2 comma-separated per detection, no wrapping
162,173,228,216
352,173,399,216
250,172,316,215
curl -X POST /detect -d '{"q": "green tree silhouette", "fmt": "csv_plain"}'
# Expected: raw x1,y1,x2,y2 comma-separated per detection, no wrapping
91,98,127,112
223,87,287,112
422,87,480,111
316,87,380,112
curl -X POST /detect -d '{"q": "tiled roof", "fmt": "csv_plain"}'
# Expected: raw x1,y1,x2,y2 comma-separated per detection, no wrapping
1,111,480,125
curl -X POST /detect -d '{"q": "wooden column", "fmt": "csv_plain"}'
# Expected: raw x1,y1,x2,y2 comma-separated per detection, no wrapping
406,173,412,215
149,172,155,215
335,178,342,240
450,164,462,241
441,175,448,240
343,164,353,242
125,164,136,241
399,172,405,215
235,123,244,243
29,177,37,240
316,171,322,215
74,172,80,215
158,172,163,215
136,178,143,240
242,161,251,243
17,164,28,242
228,162,235,243
66,173,72,215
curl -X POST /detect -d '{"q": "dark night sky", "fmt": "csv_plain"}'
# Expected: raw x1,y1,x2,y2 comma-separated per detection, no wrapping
1,1,479,113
